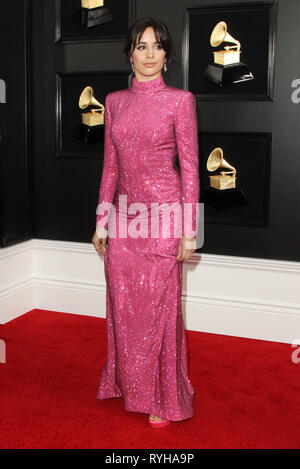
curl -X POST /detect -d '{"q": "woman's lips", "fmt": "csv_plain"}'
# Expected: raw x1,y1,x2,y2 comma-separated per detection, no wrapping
144,63,156,67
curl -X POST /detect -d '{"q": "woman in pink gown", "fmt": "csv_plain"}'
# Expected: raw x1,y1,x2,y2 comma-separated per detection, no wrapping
92,18,200,427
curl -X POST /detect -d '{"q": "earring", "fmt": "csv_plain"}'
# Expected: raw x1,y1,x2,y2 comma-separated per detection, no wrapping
163,59,167,72
131,60,135,72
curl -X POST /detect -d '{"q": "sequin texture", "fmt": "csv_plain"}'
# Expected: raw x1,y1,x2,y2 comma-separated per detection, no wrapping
96,74,199,421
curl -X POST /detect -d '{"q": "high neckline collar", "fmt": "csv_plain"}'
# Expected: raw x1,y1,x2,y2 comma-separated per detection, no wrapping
130,74,166,94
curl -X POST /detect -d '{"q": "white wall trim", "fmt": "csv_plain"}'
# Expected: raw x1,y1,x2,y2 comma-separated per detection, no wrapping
1,238,299,344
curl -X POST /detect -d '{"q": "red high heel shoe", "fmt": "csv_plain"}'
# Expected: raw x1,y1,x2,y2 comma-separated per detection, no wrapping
149,415,171,428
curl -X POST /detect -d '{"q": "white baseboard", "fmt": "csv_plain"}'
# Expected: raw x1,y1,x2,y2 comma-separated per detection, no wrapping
0,238,299,344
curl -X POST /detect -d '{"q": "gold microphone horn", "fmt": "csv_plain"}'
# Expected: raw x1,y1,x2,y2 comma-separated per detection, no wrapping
79,86,104,126
207,147,237,190
210,21,241,51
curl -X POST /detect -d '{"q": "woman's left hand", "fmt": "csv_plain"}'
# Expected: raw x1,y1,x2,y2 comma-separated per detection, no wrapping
176,236,196,262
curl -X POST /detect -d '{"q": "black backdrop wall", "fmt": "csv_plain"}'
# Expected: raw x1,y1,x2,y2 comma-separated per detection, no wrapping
0,0,32,246
0,0,299,262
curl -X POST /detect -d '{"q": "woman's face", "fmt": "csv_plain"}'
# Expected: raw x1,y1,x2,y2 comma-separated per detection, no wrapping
130,26,166,81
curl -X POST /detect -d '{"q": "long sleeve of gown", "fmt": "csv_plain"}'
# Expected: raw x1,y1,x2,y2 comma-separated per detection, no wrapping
174,92,200,239
95,94,119,237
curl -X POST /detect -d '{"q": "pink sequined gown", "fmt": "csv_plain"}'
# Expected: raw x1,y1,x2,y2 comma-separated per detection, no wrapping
95,74,199,421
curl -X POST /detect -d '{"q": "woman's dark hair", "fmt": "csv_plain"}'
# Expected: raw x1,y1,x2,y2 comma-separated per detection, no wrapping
124,17,177,69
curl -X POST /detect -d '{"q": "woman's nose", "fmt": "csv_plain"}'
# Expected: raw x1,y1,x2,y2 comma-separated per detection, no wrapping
146,48,154,58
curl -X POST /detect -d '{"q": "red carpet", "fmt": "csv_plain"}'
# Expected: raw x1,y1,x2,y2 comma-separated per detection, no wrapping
0,309,299,449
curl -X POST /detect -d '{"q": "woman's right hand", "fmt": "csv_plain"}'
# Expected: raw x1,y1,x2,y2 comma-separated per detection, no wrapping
176,236,196,262
92,230,108,254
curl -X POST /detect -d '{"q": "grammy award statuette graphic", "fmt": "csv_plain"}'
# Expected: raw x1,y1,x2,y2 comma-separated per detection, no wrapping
205,21,254,86
201,147,247,208
81,0,114,29
78,86,105,144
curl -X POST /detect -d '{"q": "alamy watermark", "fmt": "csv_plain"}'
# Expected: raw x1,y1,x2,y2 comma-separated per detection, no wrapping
0,339,6,363
0,79,6,103
291,79,300,103
291,339,300,364
96,195,204,250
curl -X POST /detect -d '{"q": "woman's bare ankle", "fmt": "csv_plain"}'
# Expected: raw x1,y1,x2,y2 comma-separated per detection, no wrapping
149,414,163,421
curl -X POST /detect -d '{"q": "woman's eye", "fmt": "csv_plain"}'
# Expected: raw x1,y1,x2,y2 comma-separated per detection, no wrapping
136,45,162,50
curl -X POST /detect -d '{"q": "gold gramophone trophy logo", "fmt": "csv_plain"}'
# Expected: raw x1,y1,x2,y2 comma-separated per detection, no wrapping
79,86,104,126
205,21,254,86
207,147,236,190
200,147,247,208
81,0,114,28
78,86,105,143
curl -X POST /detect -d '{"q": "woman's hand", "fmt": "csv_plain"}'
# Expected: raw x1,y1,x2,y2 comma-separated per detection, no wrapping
92,230,108,254
176,236,196,262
